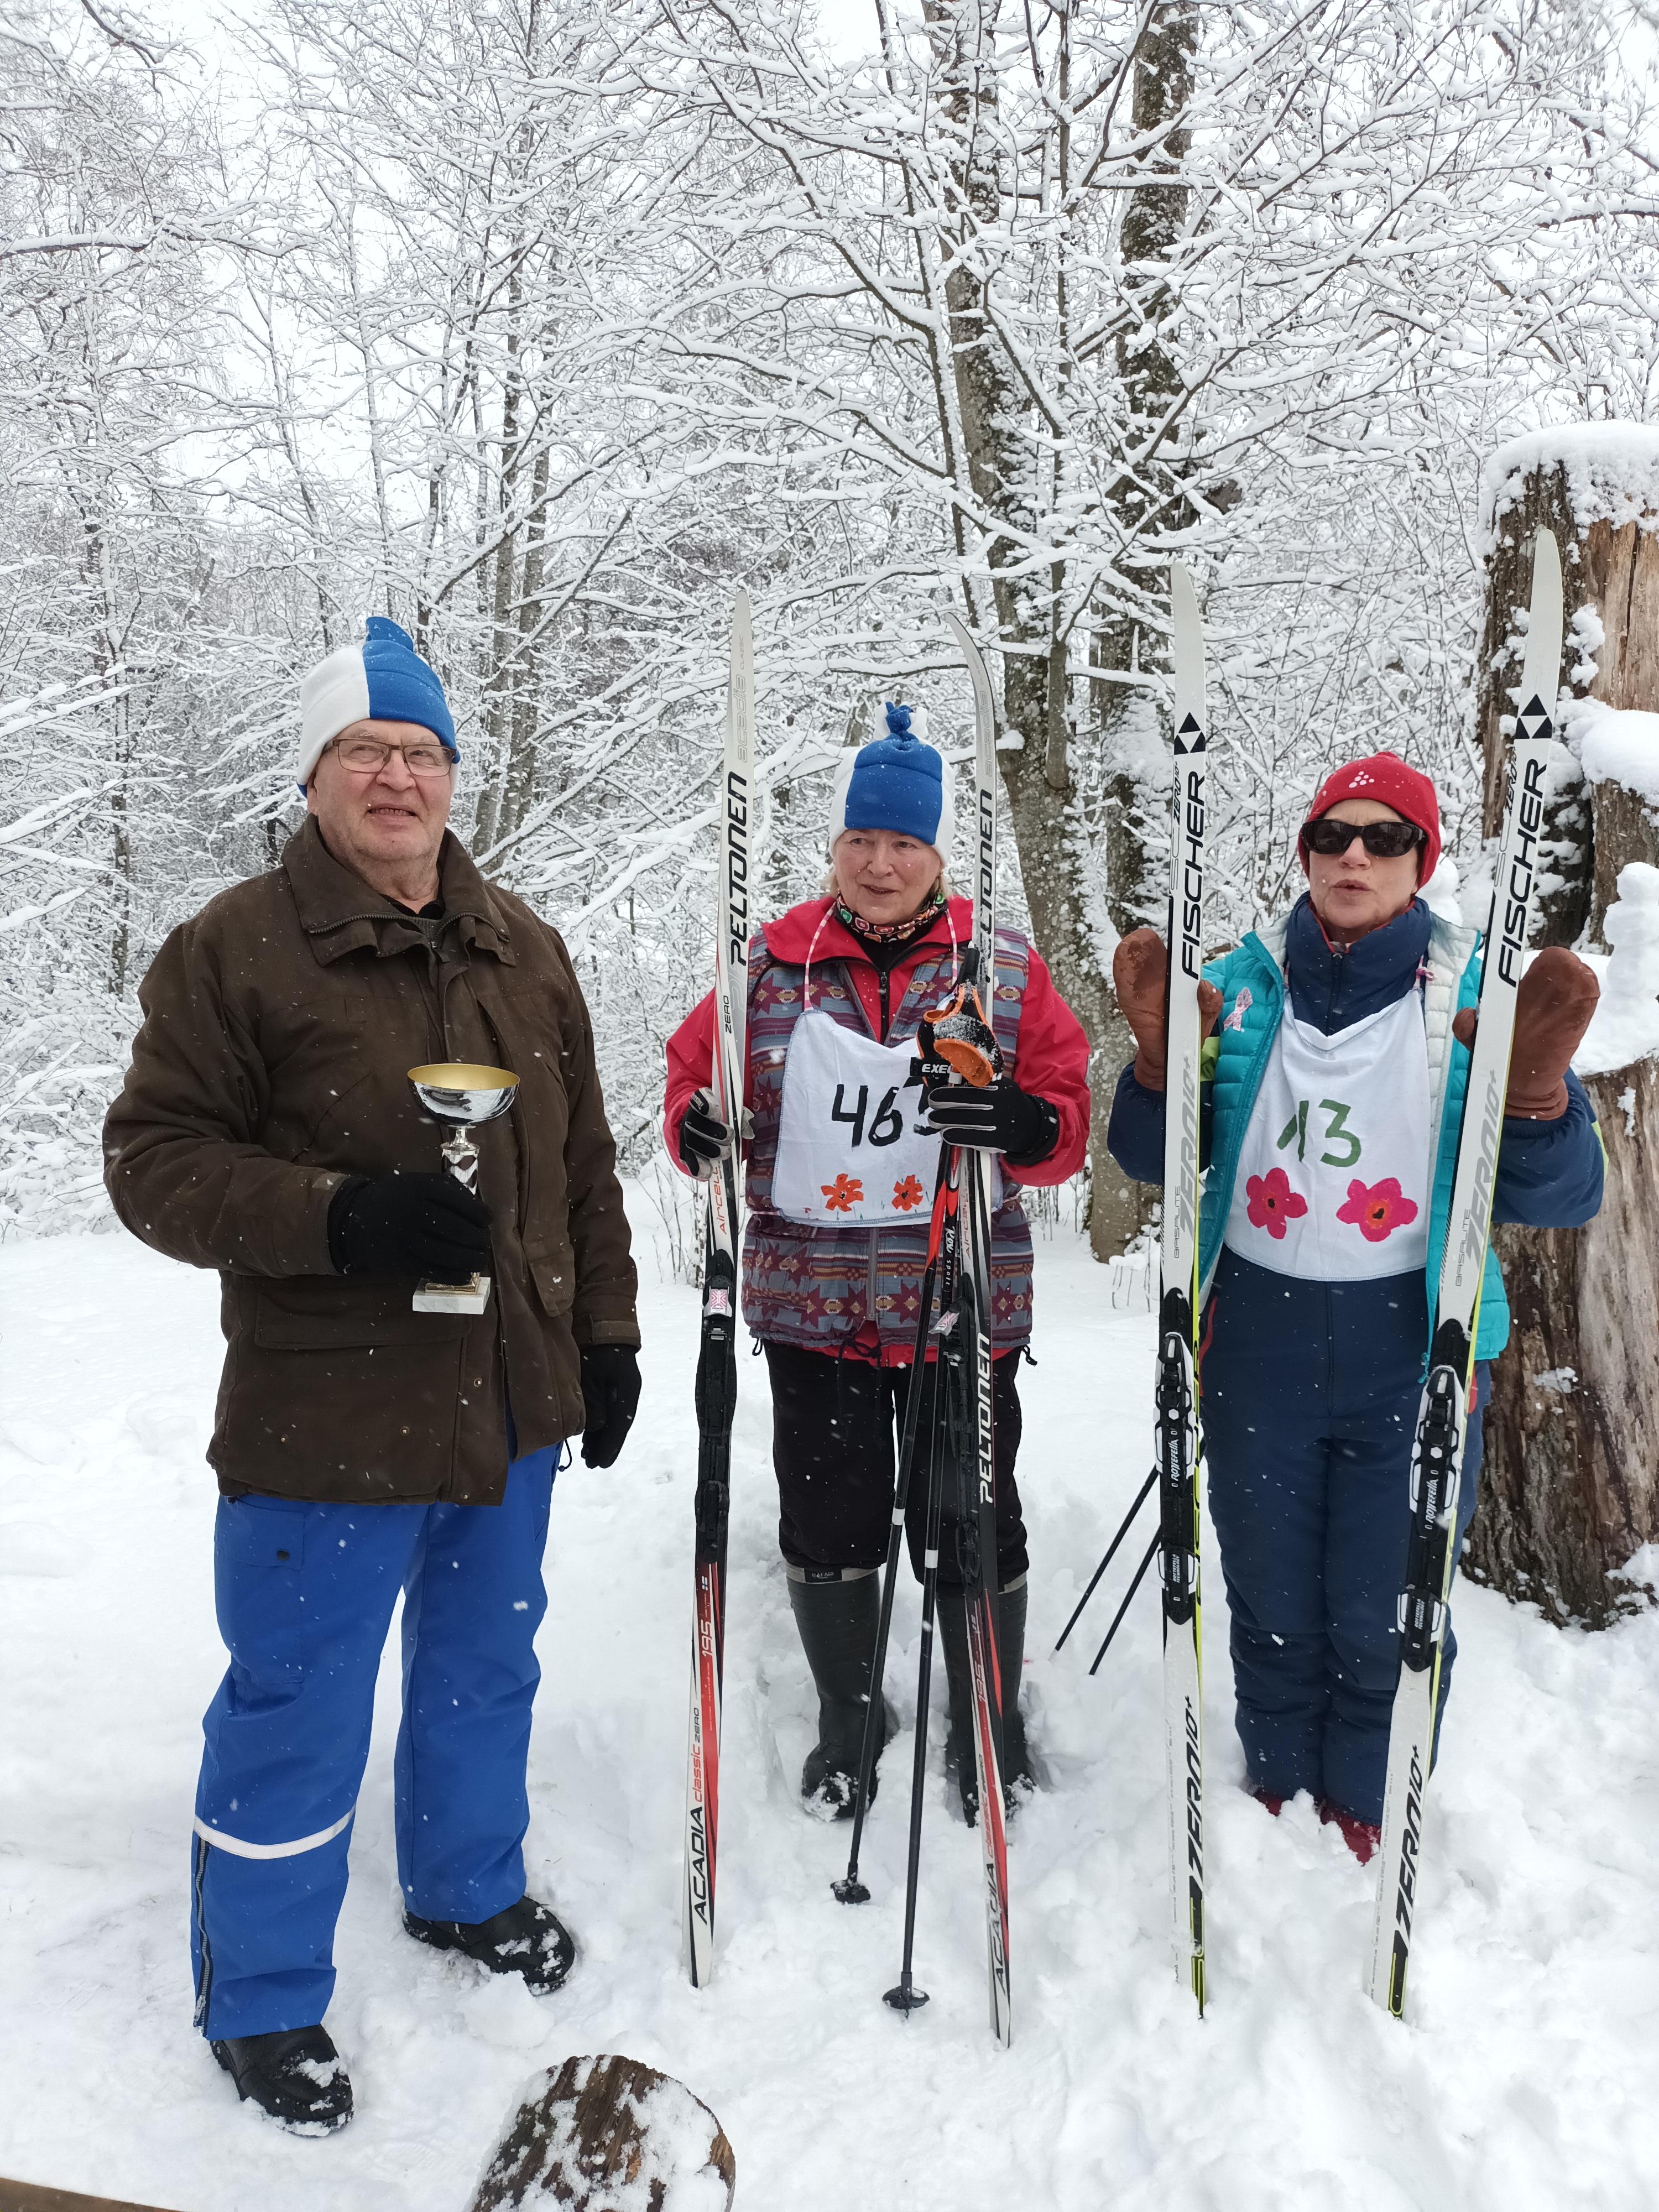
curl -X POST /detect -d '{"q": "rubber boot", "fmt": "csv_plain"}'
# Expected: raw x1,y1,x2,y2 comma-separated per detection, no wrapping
212,2027,353,2135
940,1581,1034,1825
404,1894,576,1992
787,1572,888,1819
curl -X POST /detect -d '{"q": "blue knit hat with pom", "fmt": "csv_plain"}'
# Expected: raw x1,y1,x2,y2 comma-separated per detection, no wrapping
827,703,952,853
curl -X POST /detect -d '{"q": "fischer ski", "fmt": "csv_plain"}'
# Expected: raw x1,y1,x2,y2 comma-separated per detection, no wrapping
682,587,754,1989
1157,562,1209,2016
1366,529,1562,2018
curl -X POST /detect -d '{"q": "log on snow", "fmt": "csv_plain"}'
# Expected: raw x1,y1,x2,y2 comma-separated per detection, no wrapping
469,2055,735,2212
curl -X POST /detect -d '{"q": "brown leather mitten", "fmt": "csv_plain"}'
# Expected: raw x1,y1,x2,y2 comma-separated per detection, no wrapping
1112,926,1223,1093
1449,945,1600,1120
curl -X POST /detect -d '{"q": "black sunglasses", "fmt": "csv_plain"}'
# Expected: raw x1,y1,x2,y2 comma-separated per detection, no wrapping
1300,816,1426,860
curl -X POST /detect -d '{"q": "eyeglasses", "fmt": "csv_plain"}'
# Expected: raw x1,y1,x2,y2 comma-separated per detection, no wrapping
1300,816,1425,860
331,736,453,778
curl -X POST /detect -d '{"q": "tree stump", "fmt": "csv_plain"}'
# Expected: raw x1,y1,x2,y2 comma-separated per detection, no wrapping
470,2057,735,2212
1465,429,1659,1623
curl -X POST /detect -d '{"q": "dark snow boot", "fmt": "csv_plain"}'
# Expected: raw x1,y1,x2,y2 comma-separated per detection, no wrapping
211,2026,353,2135
787,1571,889,1819
404,1893,576,1994
940,1580,1035,1825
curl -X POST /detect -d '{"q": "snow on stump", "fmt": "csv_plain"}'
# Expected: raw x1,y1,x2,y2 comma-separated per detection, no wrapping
1470,426,1659,1623
1478,426,1659,945
469,2056,735,2212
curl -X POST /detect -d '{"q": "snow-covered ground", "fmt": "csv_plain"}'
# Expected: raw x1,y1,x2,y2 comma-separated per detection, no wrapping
3,1208,1658,2212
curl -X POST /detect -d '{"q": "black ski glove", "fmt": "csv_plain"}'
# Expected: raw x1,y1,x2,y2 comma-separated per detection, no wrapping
677,1089,731,1180
580,1343,642,1468
327,1173,493,1280
924,1076,1060,1166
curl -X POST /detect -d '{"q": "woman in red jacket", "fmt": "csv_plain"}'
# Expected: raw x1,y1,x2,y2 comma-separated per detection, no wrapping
663,708,1090,1821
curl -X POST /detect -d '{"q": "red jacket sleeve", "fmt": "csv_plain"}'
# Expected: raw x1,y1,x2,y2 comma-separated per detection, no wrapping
662,988,717,1175
1005,945,1092,1187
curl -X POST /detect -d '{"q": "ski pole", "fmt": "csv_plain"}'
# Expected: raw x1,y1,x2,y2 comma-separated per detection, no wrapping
1054,1465,1157,1652
834,1165,951,1906
883,1321,954,2018
1088,1529,1160,1675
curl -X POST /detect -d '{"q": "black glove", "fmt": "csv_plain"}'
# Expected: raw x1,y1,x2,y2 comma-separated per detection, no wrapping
924,1076,1060,1166
677,1088,731,1180
580,1342,642,1468
327,1172,493,1280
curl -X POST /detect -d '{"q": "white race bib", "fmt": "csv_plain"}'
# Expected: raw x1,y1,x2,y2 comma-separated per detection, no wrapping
772,1009,945,1225
1224,990,1432,1281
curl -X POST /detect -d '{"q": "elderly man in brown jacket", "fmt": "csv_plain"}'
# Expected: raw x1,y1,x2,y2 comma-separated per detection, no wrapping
104,616,641,2136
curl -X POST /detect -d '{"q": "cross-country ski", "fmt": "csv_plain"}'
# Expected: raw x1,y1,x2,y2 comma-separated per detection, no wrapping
1365,530,1565,2018
681,588,755,1988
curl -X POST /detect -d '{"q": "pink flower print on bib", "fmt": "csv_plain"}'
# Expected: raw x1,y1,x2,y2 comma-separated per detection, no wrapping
1336,1176,1420,1244
1245,1167,1307,1239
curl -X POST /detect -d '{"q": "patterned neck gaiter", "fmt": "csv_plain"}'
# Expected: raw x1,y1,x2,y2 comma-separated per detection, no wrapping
833,886,946,945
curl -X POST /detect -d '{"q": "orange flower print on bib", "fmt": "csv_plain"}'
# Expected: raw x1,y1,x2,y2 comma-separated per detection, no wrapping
821,1173,864,1214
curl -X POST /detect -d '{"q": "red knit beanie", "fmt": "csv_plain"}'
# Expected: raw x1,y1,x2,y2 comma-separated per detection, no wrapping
1300,751,1442,884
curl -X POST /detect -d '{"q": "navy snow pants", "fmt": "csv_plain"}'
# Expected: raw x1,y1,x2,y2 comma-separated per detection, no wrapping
191,1448,557,2041
1200,1249,1489,1825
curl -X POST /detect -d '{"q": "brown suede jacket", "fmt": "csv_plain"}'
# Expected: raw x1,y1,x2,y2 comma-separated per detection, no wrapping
103,817,639,1506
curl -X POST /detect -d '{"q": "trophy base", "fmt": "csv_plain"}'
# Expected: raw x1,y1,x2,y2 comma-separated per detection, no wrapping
413,1274,493,1316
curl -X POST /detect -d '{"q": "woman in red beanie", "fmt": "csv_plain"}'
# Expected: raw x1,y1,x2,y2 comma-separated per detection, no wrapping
1105,752,1604,1856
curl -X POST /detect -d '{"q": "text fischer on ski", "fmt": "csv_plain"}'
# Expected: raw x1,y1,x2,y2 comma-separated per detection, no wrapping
664,707,1092,1825
1107,750,1604,1863
102,620,644,2135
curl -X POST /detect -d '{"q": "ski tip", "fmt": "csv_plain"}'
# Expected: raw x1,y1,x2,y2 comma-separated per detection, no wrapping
832,1875,872,1906
1531,526,1561,597
883,1981,931,2016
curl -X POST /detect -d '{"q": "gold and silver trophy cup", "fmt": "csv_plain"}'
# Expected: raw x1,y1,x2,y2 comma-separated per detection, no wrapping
405,1062,519,1315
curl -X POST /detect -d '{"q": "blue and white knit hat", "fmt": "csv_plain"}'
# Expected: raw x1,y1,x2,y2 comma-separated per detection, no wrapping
296,617,458,788
828,704,953,855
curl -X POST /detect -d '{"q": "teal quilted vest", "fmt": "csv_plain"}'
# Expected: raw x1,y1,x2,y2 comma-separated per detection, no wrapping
1197,914,1510,1363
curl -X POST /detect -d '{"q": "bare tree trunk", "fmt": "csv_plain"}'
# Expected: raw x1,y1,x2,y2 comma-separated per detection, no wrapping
496,438,552,845
1465,435,1659,1624
473,261,528,854
925,0,1198,1261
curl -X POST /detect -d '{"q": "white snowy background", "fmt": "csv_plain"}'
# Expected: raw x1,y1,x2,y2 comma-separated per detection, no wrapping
4,1197,1657,2212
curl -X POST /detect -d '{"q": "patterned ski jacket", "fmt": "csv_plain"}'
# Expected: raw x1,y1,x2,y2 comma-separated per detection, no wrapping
1106,895,1604,1361
662,896,1091,1364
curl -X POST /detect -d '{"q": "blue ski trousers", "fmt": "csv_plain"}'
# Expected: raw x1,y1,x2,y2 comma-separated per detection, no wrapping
190,1448,557,2041
1200,1249,1489,1825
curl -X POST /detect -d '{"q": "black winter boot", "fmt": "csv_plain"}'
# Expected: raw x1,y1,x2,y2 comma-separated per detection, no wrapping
211,2026,353,2135
940,1581,1035,1825
404,1893,575,1993
787,1572,889,1819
